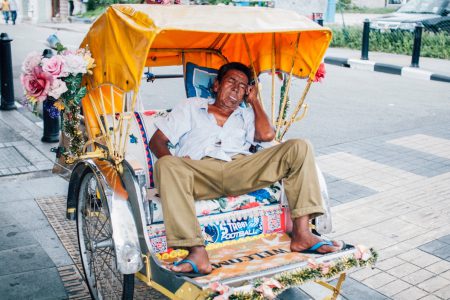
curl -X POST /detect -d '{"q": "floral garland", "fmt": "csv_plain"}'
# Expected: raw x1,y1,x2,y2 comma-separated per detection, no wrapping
21,43,95,159
206,245,378,300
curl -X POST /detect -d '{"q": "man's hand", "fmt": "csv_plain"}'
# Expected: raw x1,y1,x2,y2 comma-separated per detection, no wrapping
149,129,173,159
245,84,275,142
245,84,259,107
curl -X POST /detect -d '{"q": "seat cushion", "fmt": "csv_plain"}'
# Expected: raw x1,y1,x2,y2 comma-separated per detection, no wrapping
148,181,283,223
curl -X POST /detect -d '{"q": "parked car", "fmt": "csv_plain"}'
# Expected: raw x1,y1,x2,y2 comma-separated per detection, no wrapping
370,0,450,33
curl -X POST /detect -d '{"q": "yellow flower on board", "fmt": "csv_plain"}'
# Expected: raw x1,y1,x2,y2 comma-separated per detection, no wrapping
53,100,65,111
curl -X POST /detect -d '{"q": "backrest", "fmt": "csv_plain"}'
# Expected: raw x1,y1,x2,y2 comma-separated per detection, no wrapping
184,62,218,99
184,62,247,107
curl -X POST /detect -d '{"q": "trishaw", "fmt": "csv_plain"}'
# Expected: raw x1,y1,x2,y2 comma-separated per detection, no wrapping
53,4,377,300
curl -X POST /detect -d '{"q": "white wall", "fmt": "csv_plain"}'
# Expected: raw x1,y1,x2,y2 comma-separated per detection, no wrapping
275,0,327,17
18,0,52,23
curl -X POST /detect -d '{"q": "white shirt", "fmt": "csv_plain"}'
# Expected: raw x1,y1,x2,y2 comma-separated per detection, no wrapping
155,97,255,161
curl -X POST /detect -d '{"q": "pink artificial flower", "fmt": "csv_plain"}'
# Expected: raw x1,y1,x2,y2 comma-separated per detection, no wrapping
255,284,276,300
208,282,229,295
355,245,371,261
42,55,67,78
48,78,68,99
307,258,319,270
201,209,211,216
320,262,331,275
143,111,156,116
313,63,326,83
22,52,42,74
262,278,283,289
21,66,54,102
208,281,230,299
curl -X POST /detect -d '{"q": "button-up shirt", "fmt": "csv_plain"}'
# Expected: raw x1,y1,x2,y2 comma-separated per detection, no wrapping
155,97,255,161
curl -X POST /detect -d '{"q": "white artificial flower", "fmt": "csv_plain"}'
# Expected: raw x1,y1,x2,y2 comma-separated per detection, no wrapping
48,79,68,99
63,53,88,74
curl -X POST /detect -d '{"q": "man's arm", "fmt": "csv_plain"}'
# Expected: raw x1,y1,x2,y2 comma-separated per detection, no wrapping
246,85,275,142
149,129,172,159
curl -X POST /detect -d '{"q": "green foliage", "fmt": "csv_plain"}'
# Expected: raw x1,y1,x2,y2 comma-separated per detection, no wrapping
207,0,232,4
330,26,450,59
86,0,142,11
336,0,396,13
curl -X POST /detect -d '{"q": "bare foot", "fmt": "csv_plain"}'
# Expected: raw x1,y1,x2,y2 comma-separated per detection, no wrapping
169,246,213,274
290,215,343,254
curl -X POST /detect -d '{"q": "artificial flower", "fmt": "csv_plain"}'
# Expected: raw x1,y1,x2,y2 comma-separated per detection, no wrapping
320,262,331,275
313,63,326,83
48,78,68,99
64,53,88,74
83,53,96,75
22,52,42,74
42,55,68,78
355,245,371,261
255,284,276,300
262,277,283,289
307,258,319,269
208,282,230,295
53,100,65,111
21,66,54,102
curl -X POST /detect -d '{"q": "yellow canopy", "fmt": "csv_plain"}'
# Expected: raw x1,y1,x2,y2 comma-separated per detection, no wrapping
81,4,332,92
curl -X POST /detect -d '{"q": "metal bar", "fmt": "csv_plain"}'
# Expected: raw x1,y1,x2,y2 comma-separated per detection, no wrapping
411,23,423,68
275,33,300,140
149,48,229,64
0,33,16,110
88,94,111,152
110,85,116,157
280,80,312,139
271,33,276,125
120,91,139,160
242,34,265,109
361,19,370,60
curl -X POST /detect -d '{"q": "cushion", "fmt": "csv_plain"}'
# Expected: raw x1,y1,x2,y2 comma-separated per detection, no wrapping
147,182,283,224
185,62,218,99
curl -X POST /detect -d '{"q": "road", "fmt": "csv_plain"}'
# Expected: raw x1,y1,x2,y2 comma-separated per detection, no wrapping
1,22,450,299
3,23,449,151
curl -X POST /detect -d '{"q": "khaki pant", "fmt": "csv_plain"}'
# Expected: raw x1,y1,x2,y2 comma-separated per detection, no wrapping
154,139,324,248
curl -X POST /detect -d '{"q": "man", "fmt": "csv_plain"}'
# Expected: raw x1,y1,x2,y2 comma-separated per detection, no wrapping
149,62,343,276
8,0,16,25
68,0,74,16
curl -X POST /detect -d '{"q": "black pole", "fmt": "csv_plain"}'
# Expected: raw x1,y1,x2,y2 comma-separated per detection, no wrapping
361,19,370,60
0,33,17,110
41,49,60,143
411,23,423,68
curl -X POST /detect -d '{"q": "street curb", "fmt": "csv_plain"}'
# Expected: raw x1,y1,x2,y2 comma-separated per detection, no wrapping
324,56,450,83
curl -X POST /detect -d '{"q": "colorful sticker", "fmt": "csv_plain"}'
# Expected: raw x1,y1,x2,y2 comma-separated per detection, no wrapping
202,217,263,245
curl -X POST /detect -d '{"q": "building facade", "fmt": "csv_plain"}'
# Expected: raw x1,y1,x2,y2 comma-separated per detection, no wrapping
16,0,84,23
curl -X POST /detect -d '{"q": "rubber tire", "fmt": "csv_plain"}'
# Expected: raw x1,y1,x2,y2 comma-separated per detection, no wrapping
122,275,135,300
76,172,135,300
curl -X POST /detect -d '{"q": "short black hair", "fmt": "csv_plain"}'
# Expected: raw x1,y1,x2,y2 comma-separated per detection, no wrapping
217,62,252,84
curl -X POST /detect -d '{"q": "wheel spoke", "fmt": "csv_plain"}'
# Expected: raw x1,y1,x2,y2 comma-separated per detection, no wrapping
77,173,131,300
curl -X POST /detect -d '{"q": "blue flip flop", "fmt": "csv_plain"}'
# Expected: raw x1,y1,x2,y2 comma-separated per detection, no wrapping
300,240,345,254
171,259,205,278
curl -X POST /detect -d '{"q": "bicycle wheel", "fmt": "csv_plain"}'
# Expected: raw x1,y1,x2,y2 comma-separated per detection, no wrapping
77,172,134,300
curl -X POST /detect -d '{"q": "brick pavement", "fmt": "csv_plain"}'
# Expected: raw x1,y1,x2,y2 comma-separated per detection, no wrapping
312,128,450,299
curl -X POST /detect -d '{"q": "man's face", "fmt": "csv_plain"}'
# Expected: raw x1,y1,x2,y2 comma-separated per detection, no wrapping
213,69,249,110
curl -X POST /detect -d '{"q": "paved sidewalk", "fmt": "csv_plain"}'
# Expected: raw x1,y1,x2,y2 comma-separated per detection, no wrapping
0,108,71,299
326,48,450,78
